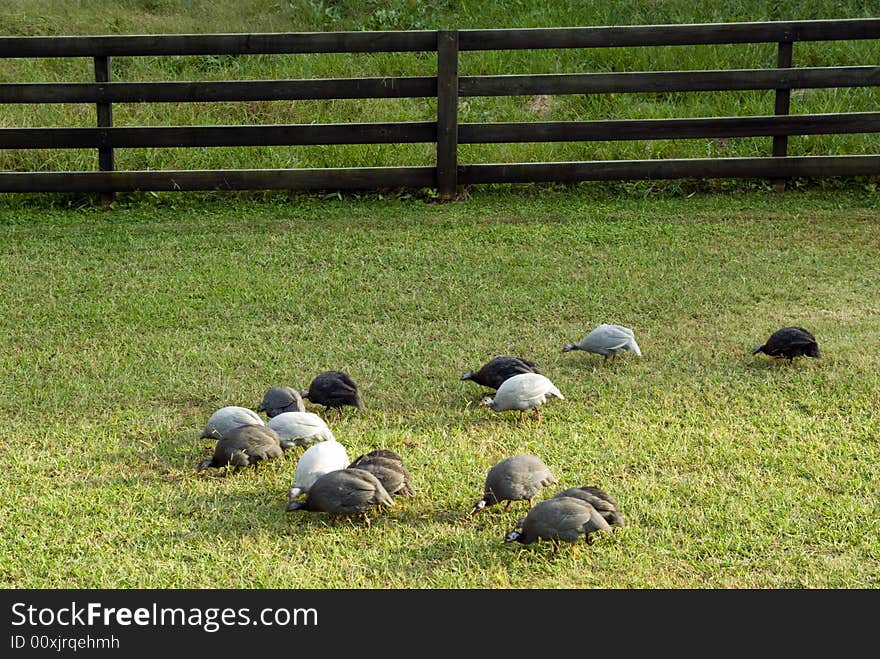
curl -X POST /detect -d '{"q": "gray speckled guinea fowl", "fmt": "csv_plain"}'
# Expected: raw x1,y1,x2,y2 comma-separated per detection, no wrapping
196,424,283,471
553,485,624,528
752,326,820,363
301,370,365,412
471,454,557,514
505,496,612,551
460,355,541,390
562,323,642,362
348,449,414,497
258,386,306,417
286,467,394,527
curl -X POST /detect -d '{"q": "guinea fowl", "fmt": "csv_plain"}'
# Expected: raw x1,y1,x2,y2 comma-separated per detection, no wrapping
267,411,335,450
479,372,563,421
504,496,612,551
199,405,264,440
471,454,557,514
460,355,541,390
286,467,394,527
553,485,625,528
257,386,306,417
301,370,365,412
562,323,642,361
348,449,414,497
196,424,283,471
752,326,820,363
287,439,350,500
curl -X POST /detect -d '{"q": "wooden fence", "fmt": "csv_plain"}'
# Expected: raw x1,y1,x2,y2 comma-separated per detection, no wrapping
0,18,879,201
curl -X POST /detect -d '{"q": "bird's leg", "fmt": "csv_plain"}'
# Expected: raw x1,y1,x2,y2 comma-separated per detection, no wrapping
503,500,511,512
552,539,560,554
534,408,542,423
361,512,371,529
584,533,593,545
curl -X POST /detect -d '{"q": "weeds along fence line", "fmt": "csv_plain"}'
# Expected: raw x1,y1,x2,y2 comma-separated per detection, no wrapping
0,18,879,202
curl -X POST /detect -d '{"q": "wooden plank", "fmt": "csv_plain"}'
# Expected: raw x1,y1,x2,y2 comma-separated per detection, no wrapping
0,167,436,192
772,41,794,191
436,30,459,199
459,156,880,184
0,31,438,57
459,19,880,50
4,157,875,193
3,113,877,149
0,77,437,104
6,66,872,105
458,112,880,143
94,55,114,206
0,123,437,149
459,66,880,97
0,20,876,57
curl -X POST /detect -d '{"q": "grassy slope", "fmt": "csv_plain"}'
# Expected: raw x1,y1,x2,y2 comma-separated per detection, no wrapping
1,187,878,588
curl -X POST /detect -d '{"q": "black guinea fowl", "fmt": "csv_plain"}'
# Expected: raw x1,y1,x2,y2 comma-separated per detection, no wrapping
196,424,283,471
552,485,624,528
752,326,820,363
471,454,557,514
286,467,394,527
257,386,306,417
301,370,365,412
460,355,541,390
505,496,612,551
348,449,414,497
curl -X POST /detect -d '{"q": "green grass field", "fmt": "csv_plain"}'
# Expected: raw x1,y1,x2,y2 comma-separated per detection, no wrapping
1,187,878,588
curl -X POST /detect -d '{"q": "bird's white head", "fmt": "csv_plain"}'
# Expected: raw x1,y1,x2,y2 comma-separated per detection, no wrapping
504,529,522,543
479,396,494,408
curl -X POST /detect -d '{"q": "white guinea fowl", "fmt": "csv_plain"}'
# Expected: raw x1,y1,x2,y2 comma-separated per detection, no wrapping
287,439,350,500
199,405,264,440
267,411,336,450
479,372,564,421
563,323,642,361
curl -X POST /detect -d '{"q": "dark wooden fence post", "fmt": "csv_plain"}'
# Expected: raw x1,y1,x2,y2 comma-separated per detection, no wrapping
94,56,114,207
771,40,793,193
436,30,459,200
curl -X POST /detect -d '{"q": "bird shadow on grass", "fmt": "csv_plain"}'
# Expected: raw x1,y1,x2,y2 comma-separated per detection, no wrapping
741,357,820,372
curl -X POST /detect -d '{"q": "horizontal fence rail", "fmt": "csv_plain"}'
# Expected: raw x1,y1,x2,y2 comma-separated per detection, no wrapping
0,31,440,57
0,123,438,149
1,19,878,57
0,78,438,103
4,113,879,150
458,66,880,96
1,18,879,200
459,155,880,184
